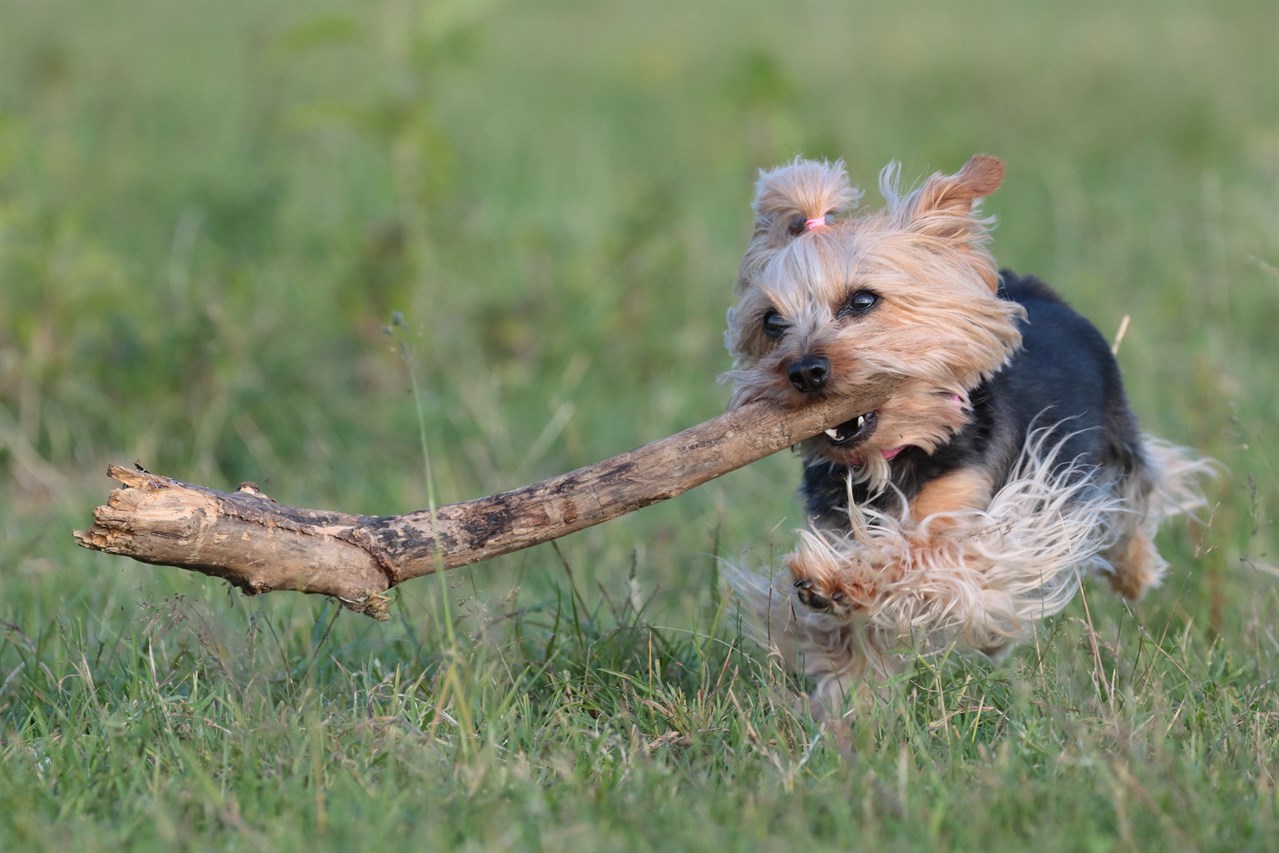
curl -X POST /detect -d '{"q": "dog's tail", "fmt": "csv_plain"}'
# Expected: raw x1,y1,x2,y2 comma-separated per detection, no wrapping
1140,435,1219,526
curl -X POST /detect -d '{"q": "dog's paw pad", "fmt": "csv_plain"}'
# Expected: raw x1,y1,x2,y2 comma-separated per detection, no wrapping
793,578,849,615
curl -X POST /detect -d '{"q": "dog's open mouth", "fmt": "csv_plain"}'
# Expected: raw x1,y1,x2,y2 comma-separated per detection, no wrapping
822,410,878,449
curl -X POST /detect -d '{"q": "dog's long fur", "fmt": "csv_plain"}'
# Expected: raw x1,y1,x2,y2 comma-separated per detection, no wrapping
724,155,1213,713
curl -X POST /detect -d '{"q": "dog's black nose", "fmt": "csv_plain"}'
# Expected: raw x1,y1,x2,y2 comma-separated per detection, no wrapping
788,356,830,393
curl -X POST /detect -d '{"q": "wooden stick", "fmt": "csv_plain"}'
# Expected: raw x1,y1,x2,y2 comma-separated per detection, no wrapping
74,377,899,619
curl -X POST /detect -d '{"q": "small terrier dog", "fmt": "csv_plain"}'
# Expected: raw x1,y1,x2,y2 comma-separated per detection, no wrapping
725,154,1211,712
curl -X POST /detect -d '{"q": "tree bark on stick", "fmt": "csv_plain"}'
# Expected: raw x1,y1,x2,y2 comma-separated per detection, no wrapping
74,377,899,619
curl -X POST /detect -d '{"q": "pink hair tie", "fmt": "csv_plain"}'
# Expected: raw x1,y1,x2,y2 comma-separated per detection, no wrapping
804,217,827,232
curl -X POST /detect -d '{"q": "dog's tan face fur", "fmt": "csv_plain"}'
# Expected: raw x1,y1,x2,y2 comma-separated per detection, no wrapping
724,155,1025,488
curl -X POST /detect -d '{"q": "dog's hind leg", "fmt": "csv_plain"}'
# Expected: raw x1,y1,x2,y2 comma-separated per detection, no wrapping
1098,450,1160,600
1103,524,1166,600
1102,436,1216,600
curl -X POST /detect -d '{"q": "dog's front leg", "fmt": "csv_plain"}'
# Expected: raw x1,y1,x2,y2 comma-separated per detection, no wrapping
906,467,993,536
789,465,997,619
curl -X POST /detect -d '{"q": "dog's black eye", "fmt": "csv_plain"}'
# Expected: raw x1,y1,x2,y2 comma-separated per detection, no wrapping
762,310,788,339
838,290,879,318
786,214,807,236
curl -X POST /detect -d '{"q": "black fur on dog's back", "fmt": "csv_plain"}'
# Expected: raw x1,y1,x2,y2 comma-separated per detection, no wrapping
802,269,1150,526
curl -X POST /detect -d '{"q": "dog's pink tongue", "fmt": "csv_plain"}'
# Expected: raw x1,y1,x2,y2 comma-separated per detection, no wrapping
877,396,959,461
853,446,906,466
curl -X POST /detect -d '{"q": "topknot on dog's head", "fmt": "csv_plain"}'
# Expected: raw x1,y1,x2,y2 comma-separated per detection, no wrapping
736,158,862,293
753,158,861,231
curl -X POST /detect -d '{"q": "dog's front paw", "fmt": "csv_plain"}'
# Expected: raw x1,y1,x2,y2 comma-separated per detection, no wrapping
787,534,902,618
792,576,852,617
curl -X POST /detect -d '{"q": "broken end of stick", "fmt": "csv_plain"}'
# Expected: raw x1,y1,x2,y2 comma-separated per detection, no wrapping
75,464,395,620
73,464,188,553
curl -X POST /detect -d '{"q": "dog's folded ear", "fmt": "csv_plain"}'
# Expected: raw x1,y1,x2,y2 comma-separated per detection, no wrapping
889,154,1005,290
892,154,1004,234
909,154,1004,216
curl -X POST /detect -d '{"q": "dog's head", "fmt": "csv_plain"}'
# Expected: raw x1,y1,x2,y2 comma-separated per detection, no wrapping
723,155,1025,484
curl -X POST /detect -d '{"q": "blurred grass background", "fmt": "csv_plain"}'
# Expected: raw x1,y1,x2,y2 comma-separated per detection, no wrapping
1,1,1276,849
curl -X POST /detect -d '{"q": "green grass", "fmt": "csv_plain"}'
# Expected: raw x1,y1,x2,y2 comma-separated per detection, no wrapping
1,1,1276,849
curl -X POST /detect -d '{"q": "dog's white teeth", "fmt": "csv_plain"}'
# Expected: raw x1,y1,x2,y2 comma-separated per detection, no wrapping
825,428,841,440
855,415,865,429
